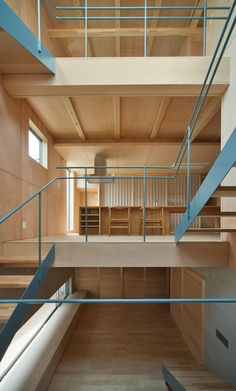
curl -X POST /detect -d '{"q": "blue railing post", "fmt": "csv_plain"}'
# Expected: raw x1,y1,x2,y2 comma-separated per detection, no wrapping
144,0,147,56
187,126,191,220
38,192,42,282
85,168,88,242
143,167,147,242
37,0,42,53
85,0,88,57
203,0,207,55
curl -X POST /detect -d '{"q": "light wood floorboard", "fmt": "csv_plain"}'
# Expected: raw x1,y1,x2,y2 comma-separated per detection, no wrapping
48,304,196,391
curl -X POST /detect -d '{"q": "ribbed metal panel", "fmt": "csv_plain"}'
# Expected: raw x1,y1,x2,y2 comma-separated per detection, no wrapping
100,177,170,207
100,175,202,231
168,175,201,231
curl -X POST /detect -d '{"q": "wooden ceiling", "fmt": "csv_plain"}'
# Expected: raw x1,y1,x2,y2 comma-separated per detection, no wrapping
48,0,203,57
28,95,221,143
4,0,222,171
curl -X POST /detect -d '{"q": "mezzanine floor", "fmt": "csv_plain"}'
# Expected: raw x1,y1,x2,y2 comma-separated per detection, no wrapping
14,232,222,243
48,303,195,391
6,233,228,268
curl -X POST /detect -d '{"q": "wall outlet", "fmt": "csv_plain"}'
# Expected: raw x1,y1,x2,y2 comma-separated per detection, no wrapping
22,221,27,230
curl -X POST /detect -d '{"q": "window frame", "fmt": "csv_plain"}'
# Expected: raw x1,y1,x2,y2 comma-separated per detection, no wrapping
28,120,48,169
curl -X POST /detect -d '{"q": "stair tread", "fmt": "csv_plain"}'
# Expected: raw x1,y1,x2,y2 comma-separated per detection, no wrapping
0,275,33,288
0,255,37,261
213,186,236,197
0,306,16,322
166,366,235,390
0,255,38,268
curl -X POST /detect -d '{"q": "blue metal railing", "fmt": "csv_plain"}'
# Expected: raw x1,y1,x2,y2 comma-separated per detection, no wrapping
0,0,236,252
0,3,235,347
162,366,186,391
43,0,231,58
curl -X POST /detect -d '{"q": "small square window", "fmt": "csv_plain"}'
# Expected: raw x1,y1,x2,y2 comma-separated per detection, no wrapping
28,120,48,169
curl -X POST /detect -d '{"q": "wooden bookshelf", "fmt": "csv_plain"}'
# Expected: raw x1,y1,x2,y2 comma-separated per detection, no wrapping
80,207,101,235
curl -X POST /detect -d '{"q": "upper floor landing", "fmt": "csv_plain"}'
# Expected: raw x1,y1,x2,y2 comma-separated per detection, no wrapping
1,0,231,61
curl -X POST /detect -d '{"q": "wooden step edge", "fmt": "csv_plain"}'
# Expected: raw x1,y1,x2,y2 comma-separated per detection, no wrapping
0,275,33,289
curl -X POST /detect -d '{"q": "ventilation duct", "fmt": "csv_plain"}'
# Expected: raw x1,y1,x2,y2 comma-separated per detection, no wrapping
87,154,115,184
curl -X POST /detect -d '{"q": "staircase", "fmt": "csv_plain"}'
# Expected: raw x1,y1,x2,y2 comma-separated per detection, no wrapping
0,245,55,359
186,186,236,233
163,366,236,391
0,256,37,328
176,128,236,242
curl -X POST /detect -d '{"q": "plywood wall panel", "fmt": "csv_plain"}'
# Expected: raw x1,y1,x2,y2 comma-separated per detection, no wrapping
75,268,99,298
170,267,205,364
99,268,123,298
182,268,205,364
75,267,169,301
0,170,21,254
0,78,66,251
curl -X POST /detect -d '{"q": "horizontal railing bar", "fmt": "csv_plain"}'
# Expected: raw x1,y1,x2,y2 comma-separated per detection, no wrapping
49,4,230,11
53,16,227,21
0,298,236,304
57,165,175,170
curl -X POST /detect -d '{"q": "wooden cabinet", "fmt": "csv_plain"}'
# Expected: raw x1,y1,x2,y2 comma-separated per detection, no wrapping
80,207,101,235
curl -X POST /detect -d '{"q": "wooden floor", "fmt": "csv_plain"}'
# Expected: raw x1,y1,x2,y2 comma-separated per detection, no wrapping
48,304,196,391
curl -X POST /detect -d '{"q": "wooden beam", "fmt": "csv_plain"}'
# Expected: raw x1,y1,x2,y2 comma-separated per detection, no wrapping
3,57,229,98
47,27,203,39
191,0,204,28
150,97,171,139
63,97,86,141
71,0,95,57
191,97,221,141
113,96,120,140
146,0,163,56
115,0,120,56
54,138,219,147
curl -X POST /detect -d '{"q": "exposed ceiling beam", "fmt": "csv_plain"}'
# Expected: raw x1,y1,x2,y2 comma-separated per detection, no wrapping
54,138,219,147
191,97,221,141
150,97,171,140
3,57,229,98
113,96,121,140
115,0,121,56
47,27,202,39
146,0,163,56
71,0,95,57
191,0,204,28
63,97,86,141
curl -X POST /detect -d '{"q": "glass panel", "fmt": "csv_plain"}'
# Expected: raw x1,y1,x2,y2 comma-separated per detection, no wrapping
29,129,41,163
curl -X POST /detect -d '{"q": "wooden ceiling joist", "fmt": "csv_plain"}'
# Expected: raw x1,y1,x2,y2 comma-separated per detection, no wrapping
113,96,120,140
146,0,163,56
191,0,204,28
47,27,202,39
150,97,171,140
191,97,221,141
71,0,95,57
54,139,219,147
63,97,86,141
115,0,120,56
